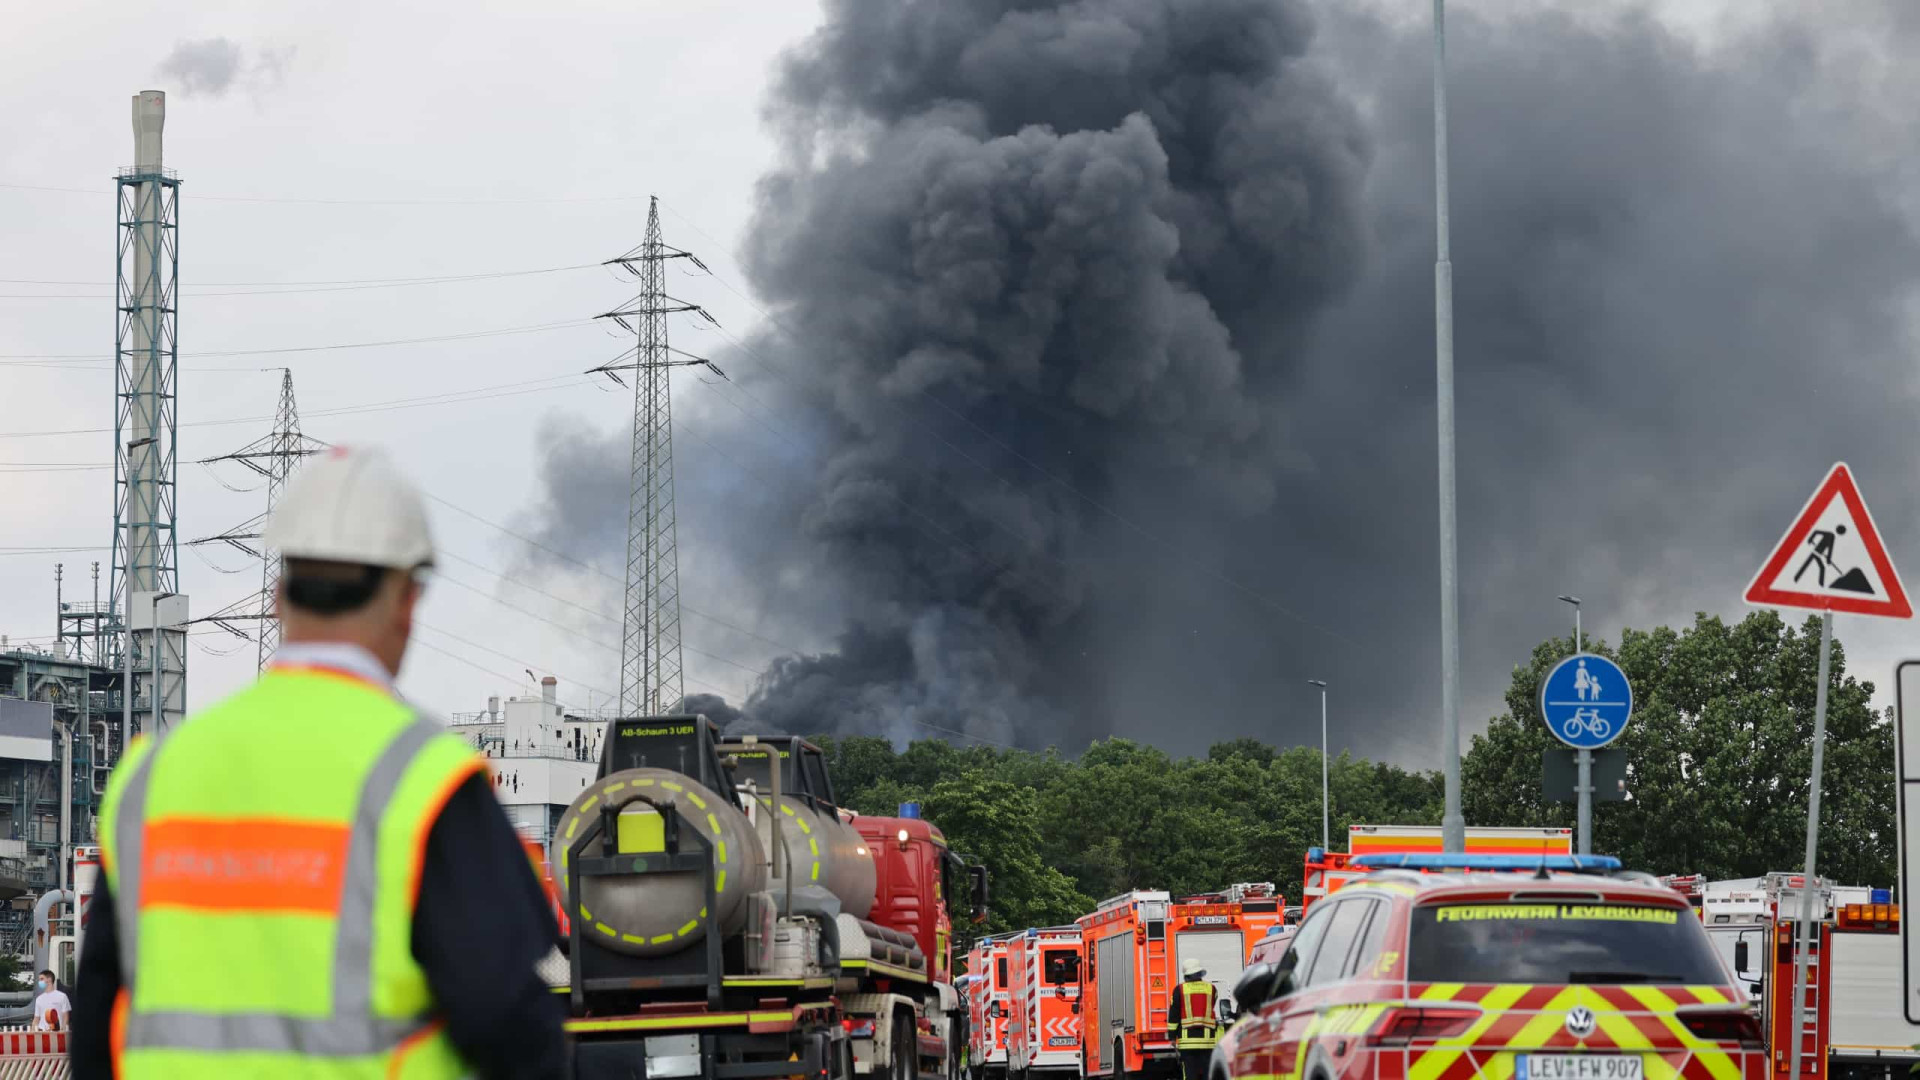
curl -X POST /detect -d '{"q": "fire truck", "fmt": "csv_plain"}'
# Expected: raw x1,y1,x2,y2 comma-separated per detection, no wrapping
1004,926,1083,1080
546,719,989,1080
1299,825,1574,914
967,935,1014,1080
1077,884,1283,1080
1710,891,1917,1080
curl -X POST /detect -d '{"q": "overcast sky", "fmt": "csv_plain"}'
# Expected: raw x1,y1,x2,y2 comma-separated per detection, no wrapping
5,0,1917,766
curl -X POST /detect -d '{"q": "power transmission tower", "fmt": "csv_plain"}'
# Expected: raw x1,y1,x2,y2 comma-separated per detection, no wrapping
589,196,723,716
187,369,326,671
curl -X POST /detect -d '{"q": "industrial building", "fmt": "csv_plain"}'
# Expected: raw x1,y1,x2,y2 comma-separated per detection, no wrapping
445,676,605,847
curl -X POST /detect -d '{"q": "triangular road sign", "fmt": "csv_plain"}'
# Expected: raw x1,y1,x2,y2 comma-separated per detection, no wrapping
1745,462,1912,618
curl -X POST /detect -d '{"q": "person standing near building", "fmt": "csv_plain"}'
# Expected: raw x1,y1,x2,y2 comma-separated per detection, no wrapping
33,970,70,1031
70,446,567,1079
1165,958,1219,1080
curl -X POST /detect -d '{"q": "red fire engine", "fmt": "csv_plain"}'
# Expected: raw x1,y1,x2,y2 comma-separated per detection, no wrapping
1005,926,1083,1079
968,935,1015,1080
1719,900,1917,1080
1077,884,1282,1080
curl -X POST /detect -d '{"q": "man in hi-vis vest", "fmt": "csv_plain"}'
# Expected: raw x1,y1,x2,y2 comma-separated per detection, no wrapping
72,447,567,1078
1165,958,1220,1080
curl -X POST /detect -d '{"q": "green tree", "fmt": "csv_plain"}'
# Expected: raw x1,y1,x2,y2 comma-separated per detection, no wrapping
921,772,1090,934
1462,611,1895,884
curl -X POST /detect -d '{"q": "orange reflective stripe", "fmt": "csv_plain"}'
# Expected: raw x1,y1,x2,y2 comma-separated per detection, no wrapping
141,818,350,914
111,986,129,1080
387,1018,447,1079
268,663,387,692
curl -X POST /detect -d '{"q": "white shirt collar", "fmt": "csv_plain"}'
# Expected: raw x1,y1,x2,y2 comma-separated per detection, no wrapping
271,642,396,691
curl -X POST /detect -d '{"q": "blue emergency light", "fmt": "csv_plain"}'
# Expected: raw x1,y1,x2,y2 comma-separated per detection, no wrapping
898,802,922,819
1872,887,1892,904
1348,853,1623,873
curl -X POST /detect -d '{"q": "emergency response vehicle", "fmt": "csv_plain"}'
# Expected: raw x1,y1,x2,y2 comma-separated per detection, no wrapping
969,935,1015,1080
1079,884,1283,1080
1214,854,1765,1080
1715,898,1917,1080
1005,926,1085,1079
1301,826,1575,914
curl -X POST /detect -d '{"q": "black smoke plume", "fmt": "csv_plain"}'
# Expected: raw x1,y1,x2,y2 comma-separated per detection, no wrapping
524,0,1920,758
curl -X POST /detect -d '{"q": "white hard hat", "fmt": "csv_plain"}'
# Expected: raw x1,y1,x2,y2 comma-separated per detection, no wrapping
1182,958,1204,978
263,446,434,570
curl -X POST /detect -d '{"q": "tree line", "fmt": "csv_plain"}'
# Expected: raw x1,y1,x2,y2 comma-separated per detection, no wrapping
814,610,1898,937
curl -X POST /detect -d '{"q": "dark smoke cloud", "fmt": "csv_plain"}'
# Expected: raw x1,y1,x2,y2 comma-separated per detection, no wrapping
527,0,1920,761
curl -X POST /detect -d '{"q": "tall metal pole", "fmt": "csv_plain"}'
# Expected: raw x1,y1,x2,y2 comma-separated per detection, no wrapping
1560,595,1589,854
1310,680,1329,851
1434,0,1465,854
1786,610,1834,1080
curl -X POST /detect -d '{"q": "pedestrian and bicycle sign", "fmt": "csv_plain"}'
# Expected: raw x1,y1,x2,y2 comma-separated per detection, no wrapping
1745,462,1911,618
1539,653,1632,750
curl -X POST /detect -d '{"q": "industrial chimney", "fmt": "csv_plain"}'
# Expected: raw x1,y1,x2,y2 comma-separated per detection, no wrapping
133,91,164,171
541,677,557,708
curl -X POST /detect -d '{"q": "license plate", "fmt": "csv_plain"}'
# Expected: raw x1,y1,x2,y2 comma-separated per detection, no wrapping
1519,1056,1644,1080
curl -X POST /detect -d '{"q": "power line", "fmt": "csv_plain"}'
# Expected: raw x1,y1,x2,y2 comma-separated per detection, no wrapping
0,262,598,298
0,181,652,206
0,317,596,364
0,373,595,441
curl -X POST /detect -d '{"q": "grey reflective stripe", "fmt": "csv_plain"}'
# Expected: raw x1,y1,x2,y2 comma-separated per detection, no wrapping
121,716,459,1060
110,743,161,989
332,717,444,1018
123,1010,428,1056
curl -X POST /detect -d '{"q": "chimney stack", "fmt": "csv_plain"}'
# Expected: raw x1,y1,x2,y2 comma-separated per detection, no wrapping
541,677,557,708
132,91,165,172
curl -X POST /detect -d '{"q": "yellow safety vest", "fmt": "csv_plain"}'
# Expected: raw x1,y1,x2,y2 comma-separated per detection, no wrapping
98,662,486,1079
1174,980,1219,1050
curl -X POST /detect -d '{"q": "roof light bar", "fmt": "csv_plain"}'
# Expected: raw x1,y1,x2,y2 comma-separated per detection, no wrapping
1348,853,1623,873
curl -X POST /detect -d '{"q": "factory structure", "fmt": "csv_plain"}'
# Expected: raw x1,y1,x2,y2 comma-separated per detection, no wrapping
446,677,606,846
0,90,185,965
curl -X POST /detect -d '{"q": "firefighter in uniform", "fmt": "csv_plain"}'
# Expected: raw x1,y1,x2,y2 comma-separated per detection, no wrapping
1166,958,1220,1080
71,447,567,1079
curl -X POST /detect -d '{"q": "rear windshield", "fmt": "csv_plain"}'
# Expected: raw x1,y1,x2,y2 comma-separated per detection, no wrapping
1409,902,1727,984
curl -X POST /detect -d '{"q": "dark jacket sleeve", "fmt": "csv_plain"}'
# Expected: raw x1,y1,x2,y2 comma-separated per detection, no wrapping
69,873,120,1078
412,774,569,1080
1166,982,1183,1028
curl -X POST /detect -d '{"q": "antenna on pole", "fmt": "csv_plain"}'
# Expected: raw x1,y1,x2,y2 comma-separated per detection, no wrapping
187,368,326,671
588,196,716,717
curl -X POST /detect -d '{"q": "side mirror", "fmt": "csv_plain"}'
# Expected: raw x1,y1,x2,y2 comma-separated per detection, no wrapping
1231,962,1279,1012
969,865,990,924
1733,940,1749,977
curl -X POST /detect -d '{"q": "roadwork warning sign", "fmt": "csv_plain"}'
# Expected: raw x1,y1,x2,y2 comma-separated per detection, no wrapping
1744,462,1911,618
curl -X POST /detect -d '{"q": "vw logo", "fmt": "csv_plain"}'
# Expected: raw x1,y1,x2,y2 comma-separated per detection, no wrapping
1564,1006,1597,1038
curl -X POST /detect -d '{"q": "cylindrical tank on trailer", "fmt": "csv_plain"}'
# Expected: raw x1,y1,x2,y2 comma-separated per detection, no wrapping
749,795,876,918
550,768,767,957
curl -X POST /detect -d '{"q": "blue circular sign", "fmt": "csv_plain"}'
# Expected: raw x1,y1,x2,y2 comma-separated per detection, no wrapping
1539,653,1633,749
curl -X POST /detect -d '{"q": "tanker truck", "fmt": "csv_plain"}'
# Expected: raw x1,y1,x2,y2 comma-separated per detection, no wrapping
549,715,989,1080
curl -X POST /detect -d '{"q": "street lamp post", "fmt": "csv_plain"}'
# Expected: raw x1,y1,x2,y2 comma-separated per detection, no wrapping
1309,679,1329,852
1558,595,1589,855
1434,0,1465,855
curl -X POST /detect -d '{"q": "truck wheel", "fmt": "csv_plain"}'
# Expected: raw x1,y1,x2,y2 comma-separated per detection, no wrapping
895,1014,917,1080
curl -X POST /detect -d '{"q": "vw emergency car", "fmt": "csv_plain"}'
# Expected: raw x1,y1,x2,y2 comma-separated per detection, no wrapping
1213,855,1763,1080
